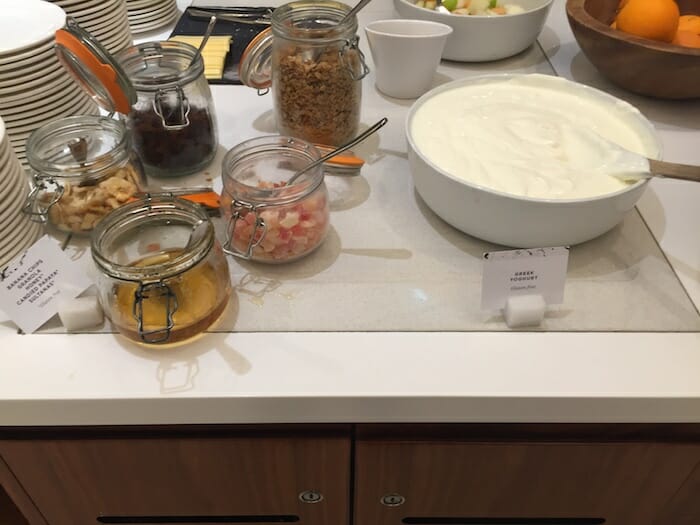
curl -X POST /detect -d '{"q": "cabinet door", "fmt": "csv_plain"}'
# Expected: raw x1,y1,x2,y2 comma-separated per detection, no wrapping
0,432,349,525
355,439,700,525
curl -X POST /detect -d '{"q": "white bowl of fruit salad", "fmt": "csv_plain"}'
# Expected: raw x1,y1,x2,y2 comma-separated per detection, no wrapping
393,0,554,61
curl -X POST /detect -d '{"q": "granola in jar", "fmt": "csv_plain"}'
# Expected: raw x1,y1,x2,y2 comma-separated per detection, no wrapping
239,1,369,147
274,41,362,146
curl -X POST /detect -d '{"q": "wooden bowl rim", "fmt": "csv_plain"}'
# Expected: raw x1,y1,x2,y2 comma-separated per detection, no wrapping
566,0,700,56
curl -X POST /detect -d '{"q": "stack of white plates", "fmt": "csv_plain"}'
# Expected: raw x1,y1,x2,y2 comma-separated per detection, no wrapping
51,0,133,54
0,1,99,168
0,117,43,270
126,0,179,35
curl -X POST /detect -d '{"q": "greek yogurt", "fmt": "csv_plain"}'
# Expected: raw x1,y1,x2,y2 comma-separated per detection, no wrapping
410,74,658,200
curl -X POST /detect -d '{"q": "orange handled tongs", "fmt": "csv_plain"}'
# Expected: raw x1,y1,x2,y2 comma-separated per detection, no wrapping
315,144,365,175
129,188,221,216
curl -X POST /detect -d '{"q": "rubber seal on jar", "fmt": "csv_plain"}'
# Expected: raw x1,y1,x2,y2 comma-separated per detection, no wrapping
54,17,135,115
238,27,273,92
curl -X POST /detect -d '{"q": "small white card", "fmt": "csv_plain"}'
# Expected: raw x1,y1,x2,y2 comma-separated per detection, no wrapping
481,246,569,310
0,236,92,333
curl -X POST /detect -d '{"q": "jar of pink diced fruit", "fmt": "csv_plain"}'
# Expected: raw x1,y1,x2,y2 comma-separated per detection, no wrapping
220,135,330,263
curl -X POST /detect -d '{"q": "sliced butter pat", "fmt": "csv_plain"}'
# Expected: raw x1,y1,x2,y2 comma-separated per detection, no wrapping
170,35,232,80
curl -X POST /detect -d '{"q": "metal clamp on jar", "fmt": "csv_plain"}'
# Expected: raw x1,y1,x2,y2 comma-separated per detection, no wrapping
91,195,231,346
239,0,369,147
23,115,146,235
54,18,218,178
220,136,330,263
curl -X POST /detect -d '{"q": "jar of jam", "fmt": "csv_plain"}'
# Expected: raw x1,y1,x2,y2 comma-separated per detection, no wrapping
54,18,218,178
239,1,369,147
91,195,231,346
220,135,330,263
23,115,146,235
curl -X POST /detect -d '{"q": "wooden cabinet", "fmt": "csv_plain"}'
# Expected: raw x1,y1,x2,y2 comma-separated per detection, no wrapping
2,424,700,525
354,425,700,525
0,426,351,525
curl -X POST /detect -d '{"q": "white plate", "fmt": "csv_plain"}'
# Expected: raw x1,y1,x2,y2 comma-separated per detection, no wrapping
0,183,27,222
0,74,75,106
54,0,102,7
130,6,179,33
127,1,174,19
0,39,56,68
0,60,65,90
127,0,170,9
79,13,126,35
105,34,135,55
0,57,61,85
64,0,122,19
6,98,98,135
6,101,100,145
95,16,132,42
0,221,42,270
84,13,131,40
0,2,66,56
1,91,94,125
0,68,69,96
0,82,82,115
0,170,30,227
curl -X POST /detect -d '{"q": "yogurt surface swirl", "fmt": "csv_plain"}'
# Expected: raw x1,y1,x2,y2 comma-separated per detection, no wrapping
410,74,658,200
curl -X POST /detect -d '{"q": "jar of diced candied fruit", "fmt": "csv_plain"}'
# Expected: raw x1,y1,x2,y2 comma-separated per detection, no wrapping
220,135,330,263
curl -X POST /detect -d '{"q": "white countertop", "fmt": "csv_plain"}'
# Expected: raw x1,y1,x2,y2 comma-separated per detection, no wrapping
0,0,698,426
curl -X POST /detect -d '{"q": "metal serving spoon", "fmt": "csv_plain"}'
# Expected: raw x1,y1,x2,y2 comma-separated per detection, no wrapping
286,117,388,185
189,15,217,67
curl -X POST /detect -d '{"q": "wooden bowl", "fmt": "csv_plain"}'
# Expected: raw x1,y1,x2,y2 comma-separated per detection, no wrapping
566,0,700,99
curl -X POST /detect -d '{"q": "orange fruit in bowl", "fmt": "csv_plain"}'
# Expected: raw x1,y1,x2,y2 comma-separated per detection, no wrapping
615,0,680,43
673,30,700,48
677,14,700,33
672,14,700,48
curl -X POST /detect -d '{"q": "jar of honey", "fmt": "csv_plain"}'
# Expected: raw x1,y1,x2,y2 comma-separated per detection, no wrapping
90,195,231,345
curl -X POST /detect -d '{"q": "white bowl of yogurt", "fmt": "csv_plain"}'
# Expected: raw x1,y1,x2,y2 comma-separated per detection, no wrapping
406,74,661,247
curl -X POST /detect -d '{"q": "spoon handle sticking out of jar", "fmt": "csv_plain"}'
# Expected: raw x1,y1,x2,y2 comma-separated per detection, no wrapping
190,15,217,68
286,117,388,185
340,0,375,24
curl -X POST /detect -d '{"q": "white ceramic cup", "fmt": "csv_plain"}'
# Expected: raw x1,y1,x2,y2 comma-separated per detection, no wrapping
364,19,452,99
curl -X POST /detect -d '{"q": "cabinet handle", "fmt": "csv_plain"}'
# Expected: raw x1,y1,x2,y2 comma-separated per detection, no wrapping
381,494,406,507
298,490,324,504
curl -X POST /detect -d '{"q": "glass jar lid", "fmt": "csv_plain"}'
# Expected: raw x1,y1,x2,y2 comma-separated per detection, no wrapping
115,41,205,92
238,27,273,90
239,0,358,90
91,195,214,285
54,17,135,115
221,135,324,207
26,115,131,181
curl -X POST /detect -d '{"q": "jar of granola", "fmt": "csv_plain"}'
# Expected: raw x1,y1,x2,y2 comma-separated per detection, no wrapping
91,195,231,346
24,115,146,235
220,135,330,263
239,0,369,147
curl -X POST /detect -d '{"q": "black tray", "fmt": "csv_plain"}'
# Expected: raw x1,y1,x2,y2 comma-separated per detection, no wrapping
169,6,273,85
